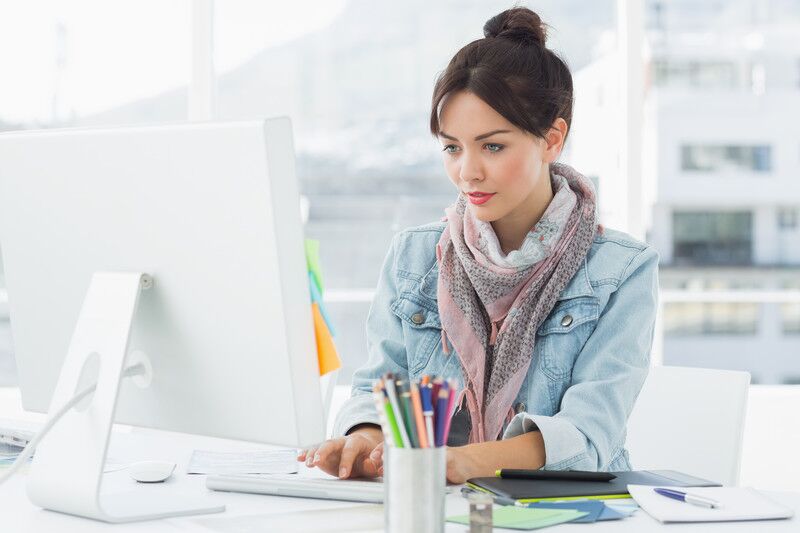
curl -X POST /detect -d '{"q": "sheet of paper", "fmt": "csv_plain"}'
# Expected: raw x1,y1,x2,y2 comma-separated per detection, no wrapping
448,507,587,530
628,484,794,523
188,449,299,475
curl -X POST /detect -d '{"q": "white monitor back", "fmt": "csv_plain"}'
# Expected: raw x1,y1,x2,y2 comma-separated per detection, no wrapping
0,119,325,447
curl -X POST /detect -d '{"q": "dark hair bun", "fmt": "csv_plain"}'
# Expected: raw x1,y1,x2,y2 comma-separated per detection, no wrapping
483,7,547,47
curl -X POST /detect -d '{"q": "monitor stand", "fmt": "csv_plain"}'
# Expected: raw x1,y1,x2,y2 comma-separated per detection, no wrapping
26,272,225,522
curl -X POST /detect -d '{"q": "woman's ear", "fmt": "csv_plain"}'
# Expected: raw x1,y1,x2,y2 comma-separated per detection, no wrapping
543,117,568,163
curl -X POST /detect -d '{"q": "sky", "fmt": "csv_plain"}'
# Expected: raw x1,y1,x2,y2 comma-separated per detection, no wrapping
0,0,347,124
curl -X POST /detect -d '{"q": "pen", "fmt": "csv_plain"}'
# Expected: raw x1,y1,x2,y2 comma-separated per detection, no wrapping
441,378,457,445
420,380,435,448
410,382,429,448
654,488,722,509
434,380,449,447
461,487,527,508
495,469,616,482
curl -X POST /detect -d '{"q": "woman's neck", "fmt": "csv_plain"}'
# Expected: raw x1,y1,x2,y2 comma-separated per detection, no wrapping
491,167,554,255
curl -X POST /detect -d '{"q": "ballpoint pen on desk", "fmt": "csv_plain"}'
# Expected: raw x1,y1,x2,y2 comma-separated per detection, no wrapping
654,488,723,509
461,487,527,508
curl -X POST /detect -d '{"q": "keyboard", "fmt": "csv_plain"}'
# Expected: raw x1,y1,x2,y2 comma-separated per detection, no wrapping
206,473,385,503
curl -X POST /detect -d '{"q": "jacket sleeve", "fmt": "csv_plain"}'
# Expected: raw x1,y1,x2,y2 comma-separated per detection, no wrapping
503,246,660,470
331,232,409,437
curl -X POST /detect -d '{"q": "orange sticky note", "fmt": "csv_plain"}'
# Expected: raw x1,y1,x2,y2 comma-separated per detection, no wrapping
312,302,341,375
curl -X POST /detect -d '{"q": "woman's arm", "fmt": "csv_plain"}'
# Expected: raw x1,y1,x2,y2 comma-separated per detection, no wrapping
446,430,545,483
498,245,660,471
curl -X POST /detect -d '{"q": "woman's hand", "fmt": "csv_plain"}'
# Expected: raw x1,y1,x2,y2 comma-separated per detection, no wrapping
297,427,384,479
446,445,482,484
445,431,546,484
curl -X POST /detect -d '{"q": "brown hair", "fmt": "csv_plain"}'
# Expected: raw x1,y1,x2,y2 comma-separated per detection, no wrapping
429,7,573,141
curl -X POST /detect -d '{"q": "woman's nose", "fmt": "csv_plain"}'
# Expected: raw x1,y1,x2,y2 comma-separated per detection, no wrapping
458,152,484,183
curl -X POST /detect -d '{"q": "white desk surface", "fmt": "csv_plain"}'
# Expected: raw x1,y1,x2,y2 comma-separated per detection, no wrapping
0,426,797,532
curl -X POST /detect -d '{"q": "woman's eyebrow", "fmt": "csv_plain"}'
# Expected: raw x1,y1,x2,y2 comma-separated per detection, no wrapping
438,129,512,142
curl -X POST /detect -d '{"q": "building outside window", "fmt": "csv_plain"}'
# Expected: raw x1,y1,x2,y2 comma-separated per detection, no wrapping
664,302,759,336
681,144,772,172
672,211,753,265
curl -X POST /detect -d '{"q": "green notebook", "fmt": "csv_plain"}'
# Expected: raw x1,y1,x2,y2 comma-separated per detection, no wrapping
466,470,719,504
448,507,588,530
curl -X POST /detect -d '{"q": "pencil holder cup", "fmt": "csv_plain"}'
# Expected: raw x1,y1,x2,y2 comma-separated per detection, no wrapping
384,446,447,533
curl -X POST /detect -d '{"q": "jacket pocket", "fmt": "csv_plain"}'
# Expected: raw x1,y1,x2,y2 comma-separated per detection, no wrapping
390,292,442,375
536,296,600,382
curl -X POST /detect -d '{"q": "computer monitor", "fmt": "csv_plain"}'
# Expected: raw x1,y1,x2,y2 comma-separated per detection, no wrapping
0,119,326,521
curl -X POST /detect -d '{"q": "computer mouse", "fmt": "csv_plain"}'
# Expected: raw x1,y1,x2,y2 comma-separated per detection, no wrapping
128,460,176,483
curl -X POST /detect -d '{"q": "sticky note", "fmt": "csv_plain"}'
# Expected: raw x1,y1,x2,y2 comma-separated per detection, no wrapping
305,239,324,294
308,272,336,336
312,303,341,376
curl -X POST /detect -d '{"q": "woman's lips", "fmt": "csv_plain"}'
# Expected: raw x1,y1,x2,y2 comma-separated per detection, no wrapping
467,192,495,205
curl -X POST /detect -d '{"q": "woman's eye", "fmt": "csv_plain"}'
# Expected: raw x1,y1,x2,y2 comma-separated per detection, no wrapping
442,145,460,154
485,143,504,153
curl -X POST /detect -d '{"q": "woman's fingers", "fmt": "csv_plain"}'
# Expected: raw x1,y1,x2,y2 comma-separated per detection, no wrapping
312,438,346,477
297,446,313,464
337,436,369,478
368,441,384,467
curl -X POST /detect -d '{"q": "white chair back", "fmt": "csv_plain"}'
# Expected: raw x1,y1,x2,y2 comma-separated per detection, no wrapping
626,365,750,486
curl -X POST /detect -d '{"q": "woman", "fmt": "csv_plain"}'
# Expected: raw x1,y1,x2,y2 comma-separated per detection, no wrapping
298,7,658,484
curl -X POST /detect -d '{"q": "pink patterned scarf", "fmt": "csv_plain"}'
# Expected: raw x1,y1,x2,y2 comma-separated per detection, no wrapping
436,162,598,443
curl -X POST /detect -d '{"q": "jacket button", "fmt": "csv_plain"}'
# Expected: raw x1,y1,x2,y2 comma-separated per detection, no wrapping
515,402,527,414
561,314,573,327
411,312,425,325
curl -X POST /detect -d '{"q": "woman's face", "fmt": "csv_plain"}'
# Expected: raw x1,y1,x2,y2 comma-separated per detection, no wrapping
437,91,555,223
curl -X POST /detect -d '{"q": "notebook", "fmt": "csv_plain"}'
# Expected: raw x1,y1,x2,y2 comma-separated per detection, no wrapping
628,485,794,523
466,470,718,503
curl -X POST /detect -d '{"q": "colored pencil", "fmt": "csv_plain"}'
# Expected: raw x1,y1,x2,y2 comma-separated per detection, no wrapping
372,381,394,445
381,388,403,447
410,382,429,448
384,374,412,448
399,382,419,448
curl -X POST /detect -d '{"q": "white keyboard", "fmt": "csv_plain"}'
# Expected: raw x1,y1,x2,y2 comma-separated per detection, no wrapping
206,473,385,503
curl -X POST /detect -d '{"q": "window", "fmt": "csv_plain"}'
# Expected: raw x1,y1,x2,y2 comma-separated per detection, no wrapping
672,211,753,265
664,302,759,335
782,304,800,335
681,145,772,172
652,60,737,89
778,208,799,230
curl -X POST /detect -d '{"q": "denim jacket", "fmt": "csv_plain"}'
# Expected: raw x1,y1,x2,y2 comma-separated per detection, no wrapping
333,221,659,472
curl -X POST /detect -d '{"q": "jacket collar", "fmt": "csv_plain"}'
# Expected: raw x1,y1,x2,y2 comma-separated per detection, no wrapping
556,257,594,300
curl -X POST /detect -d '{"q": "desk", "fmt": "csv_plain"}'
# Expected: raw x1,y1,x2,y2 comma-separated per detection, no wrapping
0,426,798,532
